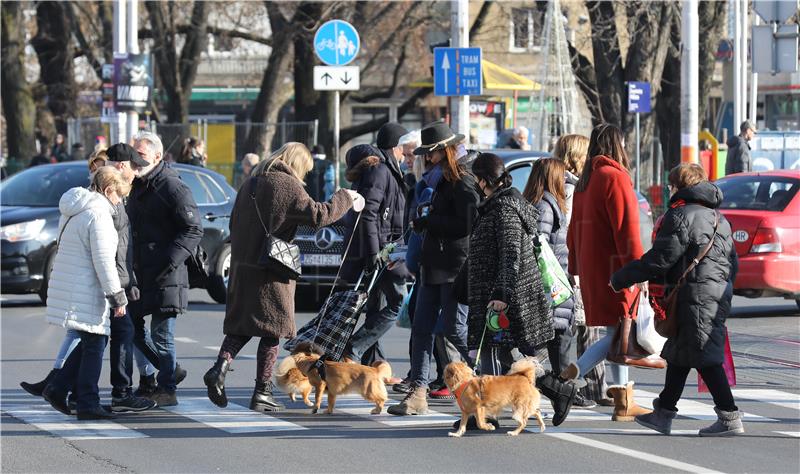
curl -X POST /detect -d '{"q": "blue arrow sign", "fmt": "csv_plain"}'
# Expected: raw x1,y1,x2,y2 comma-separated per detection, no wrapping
314,20,360,66
627,82,651,113
434,47,482,96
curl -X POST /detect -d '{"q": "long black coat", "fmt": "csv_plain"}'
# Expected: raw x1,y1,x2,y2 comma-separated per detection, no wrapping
420,173,480,285
127,161,203,316
467,187,553,351
533,191,574,331
341,153,406,281
611,182,737,368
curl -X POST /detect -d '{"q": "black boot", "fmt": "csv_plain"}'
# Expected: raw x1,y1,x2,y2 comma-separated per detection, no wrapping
536,371,577,426
203,357,232,408
42,384,71,416
20,369,59,397
250,380,285,413
134,374,157,398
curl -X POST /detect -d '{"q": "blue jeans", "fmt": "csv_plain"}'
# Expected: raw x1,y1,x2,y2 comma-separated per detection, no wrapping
347,272,406,362
409,282,470,388
50,331,108,413
109,312,134,397
53,330,81,369
132,311,177,391
576,326,628,385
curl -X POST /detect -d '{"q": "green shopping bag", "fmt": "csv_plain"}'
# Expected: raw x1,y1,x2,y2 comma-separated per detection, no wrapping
534,234,573,307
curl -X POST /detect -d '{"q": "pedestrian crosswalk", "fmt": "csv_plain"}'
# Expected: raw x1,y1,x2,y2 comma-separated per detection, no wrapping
2,388,798,442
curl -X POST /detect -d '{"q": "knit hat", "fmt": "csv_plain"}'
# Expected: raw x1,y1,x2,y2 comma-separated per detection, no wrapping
376,123,409,149
345,144,382,171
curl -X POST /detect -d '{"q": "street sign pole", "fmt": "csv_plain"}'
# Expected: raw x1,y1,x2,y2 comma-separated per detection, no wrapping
450,0,469,138
112,0,126,144
681,0,699,164
334,91,340,191
126,0,138,143
635,112,641,193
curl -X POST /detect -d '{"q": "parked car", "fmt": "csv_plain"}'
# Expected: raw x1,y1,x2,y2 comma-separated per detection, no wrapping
716,170,800,309
0,162,234,304
293,149,654,304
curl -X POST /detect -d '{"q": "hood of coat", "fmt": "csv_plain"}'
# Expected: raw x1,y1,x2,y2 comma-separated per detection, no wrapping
726,135,749,149
670,181,723,209
59,186,113,218
266,159,298,179
541,190,566,220
345,154,381,183
479,186,539,234
592,155,628,174
565,170,579,186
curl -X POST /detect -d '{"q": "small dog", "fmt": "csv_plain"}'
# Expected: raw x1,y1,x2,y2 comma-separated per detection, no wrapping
275,353,317,407
444,358,546,437
305,358,393,415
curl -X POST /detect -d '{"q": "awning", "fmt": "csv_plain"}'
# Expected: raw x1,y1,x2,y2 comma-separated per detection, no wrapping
409,59,541,93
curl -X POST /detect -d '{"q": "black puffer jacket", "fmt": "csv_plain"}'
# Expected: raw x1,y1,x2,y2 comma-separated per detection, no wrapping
420,172,480,285
467,187,553,351
534,191,574,330
127,161,203,316
611,182,737,368
341,146,406,281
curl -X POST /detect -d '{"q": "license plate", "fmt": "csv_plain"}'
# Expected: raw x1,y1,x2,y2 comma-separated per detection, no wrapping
301,254,342,267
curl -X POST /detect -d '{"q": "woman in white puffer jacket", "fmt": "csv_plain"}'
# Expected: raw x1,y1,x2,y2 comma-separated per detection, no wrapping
43,167,131,420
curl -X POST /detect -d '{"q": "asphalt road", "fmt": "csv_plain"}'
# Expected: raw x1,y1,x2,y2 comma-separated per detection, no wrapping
1,290,799,473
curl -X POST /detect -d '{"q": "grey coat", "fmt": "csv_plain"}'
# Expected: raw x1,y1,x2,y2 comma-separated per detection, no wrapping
725,135,751,175
467,187,553,351
534,191,575,331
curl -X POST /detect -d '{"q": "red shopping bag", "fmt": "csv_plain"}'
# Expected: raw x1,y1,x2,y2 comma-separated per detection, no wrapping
698,328,736,392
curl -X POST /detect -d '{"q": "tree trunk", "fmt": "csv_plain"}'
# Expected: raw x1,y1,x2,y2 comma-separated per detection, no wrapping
657,17,682,178
698,0,727,129
293,2,331,150
586,1,625,126
31,1,77,134
1,1,37,165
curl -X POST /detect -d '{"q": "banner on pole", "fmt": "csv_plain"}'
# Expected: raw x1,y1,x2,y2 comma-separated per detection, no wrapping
114,54,153,113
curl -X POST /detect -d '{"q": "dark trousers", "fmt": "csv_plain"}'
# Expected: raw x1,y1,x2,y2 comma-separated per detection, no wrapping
659,363,738,412
132,310,177,391
546,327,575,375
109,312,134,397
51,331,108,412
348,271,406,362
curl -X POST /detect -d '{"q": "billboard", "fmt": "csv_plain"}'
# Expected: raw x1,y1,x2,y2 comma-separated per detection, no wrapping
113,54,153,113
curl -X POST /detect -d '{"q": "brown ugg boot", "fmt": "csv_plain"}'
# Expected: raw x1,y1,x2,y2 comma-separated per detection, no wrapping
607,381,652,422
387,386,429,416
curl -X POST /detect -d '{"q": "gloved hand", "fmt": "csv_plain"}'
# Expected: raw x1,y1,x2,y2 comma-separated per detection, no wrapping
365,253,380,273
127,286,140,302
155,264,176,285
411,216,428,232
345,189,365,212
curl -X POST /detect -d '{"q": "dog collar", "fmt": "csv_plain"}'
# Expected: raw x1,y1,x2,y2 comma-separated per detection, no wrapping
453,380,470,412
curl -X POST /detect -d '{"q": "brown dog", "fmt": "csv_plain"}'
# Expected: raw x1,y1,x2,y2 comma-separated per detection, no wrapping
444,358,546,437
275,353,317,406
305,359,392,415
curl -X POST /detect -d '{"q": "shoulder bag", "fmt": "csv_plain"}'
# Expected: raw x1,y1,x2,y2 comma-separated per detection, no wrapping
606,289,667,369
653,212,719,338
249,177,302,280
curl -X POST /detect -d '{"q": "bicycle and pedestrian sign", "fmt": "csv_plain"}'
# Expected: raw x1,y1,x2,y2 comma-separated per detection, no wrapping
314,20,360,66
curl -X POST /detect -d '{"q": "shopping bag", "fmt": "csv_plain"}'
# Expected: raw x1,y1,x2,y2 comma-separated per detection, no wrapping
636,294,667,354
698,328,736,392
606,290,666,369
534,234,573,307
396,283,414,329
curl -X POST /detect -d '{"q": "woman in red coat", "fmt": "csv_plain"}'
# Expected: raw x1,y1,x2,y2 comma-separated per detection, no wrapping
561,124,651,421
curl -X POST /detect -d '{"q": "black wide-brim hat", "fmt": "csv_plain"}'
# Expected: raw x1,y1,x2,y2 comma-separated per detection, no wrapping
413,121,465,156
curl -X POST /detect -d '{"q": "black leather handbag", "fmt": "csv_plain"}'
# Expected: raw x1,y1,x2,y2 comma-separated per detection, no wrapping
186,245,209,289
249,178,302,280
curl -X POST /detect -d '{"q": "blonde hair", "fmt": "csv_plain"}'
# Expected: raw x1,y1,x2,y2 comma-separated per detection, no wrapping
252,142,313,181
88,148,109,173
553,134,589,177
90,166,132,198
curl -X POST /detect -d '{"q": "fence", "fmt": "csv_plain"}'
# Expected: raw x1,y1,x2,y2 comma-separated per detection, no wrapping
66,118,319,184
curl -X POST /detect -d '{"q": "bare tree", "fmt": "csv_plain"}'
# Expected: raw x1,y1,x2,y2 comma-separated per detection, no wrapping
1,1,37,164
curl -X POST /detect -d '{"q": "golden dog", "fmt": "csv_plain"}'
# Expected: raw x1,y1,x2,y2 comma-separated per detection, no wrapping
444,359,546,437
275,353,317,406
306,359,392,415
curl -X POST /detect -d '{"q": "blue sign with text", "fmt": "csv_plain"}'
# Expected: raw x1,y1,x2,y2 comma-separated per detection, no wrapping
628,82,651,113
433,47,482,96
314,20,360,66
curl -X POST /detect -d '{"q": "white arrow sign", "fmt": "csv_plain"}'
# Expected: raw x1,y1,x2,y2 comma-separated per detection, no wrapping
314,66,360,91
441,53,450,94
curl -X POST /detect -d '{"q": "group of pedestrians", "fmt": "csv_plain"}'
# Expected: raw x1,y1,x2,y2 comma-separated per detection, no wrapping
21,132,203,419
22,118,744,437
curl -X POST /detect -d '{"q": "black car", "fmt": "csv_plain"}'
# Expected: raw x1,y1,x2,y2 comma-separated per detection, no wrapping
0,162,234,304
293,149,654,303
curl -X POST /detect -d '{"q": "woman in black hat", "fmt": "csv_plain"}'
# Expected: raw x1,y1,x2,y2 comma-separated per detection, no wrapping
388,122,480,416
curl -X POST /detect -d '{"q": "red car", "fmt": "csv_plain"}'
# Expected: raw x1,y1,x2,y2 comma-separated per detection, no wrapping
715,170,800,310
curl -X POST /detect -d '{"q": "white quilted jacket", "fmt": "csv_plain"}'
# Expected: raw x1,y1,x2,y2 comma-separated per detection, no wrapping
46,187,126,336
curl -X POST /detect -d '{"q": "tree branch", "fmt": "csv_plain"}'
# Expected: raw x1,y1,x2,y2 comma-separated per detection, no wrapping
139,25,272,46
340,87,432,144
350,43,407,103
470,1,493,38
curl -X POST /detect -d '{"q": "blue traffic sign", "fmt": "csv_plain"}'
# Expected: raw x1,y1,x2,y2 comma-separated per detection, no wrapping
628,82,651,113
433,47,482,96
314,20,360,66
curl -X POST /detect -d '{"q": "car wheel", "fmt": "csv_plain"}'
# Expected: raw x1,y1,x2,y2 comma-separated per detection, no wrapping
206,244,231,304
38,252,55,305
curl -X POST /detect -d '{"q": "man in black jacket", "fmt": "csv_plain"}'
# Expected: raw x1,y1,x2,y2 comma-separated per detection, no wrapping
127,131,203,407
340,124,408,366
725,120,756,175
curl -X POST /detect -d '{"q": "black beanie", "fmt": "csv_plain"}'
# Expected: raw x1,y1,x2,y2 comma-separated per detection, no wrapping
376,123,409,149
345,144,381,171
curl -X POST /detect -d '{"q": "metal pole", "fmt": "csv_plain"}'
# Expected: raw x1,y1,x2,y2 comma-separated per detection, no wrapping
450,0,469,138
733,0,741,130
537,1,553,150
741,0,748,129
750,14,759,125
334,91,340,190
681,0,699,164
112,0,127,144
635,112,641,192
126,0,138,143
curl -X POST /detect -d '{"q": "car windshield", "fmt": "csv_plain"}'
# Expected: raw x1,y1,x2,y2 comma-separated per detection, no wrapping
717,175,799,211
0,166,89,207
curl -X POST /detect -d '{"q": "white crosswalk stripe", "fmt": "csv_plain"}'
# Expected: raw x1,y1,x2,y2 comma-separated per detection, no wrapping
2,404,148,440
161,397,307,434
731,389,800,412
634,390,777,422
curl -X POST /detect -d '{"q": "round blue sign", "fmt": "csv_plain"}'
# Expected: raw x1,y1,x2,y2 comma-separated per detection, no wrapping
314,20,360,66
